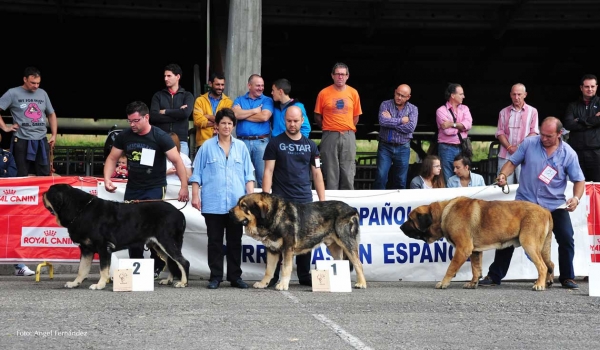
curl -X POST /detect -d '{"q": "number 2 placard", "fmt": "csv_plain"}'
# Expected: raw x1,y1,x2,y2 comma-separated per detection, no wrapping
118,259,154,291
315,260,352,292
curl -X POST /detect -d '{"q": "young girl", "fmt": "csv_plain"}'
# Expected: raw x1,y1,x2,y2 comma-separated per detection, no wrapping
409,155,445,189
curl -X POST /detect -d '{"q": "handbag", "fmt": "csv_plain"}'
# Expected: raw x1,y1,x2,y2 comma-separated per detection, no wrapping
448,109,473,158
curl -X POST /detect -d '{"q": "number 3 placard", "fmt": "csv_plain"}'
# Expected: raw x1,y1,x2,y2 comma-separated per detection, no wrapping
118,259,155,291
315,260,352,292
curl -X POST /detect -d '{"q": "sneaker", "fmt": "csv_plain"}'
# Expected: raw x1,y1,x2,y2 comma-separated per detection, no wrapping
478,276,497,286
561,279,579,289
154,268,161,280
15,266,35,276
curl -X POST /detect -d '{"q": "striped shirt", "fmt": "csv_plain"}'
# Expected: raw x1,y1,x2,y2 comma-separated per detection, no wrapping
495,103,539,159
378,100,418,145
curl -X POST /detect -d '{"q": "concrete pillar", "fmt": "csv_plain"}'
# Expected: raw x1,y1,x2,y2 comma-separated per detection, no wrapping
224,0,262,100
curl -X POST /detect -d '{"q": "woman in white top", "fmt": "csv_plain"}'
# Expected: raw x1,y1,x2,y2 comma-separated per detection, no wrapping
409,155,445,189
166,132,192,185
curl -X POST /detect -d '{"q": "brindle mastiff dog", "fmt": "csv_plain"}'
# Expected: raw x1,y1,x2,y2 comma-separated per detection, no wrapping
229,192,367,291
400,196,554,291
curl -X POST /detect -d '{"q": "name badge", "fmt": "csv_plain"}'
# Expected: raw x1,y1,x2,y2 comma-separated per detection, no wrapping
538,165,557,184
140,148,155,166
315,156,321,168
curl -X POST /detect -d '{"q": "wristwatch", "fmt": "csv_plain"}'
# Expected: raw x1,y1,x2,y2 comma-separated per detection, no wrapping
453,123,456,128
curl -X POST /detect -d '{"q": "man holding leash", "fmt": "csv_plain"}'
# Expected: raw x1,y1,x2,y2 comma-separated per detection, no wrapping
262,105,326,287
480,117,585,289
104,101,189,276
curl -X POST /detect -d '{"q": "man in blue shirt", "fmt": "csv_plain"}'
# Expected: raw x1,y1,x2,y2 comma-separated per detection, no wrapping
270,78,311,138
232,74,274,187
480,117,585,289
373,84,418,189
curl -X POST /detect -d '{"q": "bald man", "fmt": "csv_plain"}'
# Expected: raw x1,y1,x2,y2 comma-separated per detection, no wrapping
495,83,539,184
373,84,419,189
262,105,325,288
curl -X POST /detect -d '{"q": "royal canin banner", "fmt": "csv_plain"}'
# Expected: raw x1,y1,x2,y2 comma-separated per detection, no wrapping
0,176,596,281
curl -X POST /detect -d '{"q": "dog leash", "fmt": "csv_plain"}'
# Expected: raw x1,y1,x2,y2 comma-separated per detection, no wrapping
468,181,510,198
124,198,189,211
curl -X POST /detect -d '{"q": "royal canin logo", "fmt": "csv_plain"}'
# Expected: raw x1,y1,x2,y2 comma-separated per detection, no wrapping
3,189,16,195
44,230,57,237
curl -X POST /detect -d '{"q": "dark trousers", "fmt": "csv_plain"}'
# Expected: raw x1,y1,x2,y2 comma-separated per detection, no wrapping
576,148,600,182
124,186,166,272
11,137,50,176
487,209,575,284
203,213,243,282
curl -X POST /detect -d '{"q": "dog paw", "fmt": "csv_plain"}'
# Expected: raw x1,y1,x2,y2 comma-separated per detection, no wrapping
64,281,80,288
463,282,478,289
158,279,173,285
253,282,268,289
354,282,367,289
532,284,546,291
89,283,106,290
275,282,289,291
173,281,187,288
435,282,449,289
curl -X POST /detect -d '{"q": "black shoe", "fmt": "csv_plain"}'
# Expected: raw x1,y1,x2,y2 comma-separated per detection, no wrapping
298,279,312,287
561,279,579,289
478,276,498,286
230,278,249,289
207,280,220,289
267,277,278,288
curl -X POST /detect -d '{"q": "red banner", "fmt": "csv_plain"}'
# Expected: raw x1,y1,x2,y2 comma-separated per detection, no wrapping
0,176,98,263
586,183,600,263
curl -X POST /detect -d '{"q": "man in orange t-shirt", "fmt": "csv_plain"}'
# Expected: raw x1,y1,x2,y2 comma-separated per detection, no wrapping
314,62,362,190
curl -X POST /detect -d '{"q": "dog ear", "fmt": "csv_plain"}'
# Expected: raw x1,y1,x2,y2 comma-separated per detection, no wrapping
417,212,433,230
258,201,268,219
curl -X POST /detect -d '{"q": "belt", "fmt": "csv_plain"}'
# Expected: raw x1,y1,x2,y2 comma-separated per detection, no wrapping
237,134,269,140
323,130,354,134
379,139,406,147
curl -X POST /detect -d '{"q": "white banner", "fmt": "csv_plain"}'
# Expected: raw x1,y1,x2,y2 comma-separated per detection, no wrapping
98,182,589,282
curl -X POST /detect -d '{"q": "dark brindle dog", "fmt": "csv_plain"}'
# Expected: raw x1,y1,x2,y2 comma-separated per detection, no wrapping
42,184,190,290
400,196,554,291
229,192,367,290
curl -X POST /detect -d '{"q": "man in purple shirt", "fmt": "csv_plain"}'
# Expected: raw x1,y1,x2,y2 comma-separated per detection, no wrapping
480,117,585,290
373,84,418,189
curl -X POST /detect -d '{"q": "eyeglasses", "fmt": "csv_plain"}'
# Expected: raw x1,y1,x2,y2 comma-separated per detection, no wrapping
127,118,142,124
395,92,409,99
333,73,348,77
433,165,441,168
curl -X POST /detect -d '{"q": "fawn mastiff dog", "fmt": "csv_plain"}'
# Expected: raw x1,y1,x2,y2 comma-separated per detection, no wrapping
229,192,367,291
43,184,190,290
400,196,554,291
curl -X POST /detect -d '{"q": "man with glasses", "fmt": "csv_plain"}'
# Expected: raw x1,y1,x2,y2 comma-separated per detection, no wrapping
563,74,600,181
314,62,362,190
373,84,418,189
104,101,189,276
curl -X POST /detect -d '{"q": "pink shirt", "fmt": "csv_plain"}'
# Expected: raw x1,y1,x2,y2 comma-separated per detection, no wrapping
436,102,473,144
495,103,539,159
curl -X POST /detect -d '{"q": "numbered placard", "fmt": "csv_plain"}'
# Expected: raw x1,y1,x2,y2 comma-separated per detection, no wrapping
118,259,154,291
315,260,352,293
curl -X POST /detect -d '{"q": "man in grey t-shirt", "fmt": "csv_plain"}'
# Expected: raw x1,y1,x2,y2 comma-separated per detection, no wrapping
0,67,58,176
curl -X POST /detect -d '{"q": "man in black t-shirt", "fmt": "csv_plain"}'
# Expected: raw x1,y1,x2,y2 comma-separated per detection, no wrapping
262,105,326,287
104,101,189,275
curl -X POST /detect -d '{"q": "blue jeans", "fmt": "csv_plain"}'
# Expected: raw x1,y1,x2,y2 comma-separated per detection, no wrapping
486,208,575,284
373,141,411,189
438,143,461,184
241,137,269,188
14,264,26,269
180,141,189,158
